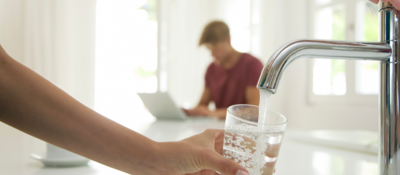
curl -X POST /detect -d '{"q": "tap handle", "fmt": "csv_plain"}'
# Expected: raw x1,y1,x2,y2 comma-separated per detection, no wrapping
381,2,394,11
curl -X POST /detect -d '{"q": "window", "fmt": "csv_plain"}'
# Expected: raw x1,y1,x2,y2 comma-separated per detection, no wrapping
95,0,157,126
310,0,379,104
313,4,347,95
355,2,379,94
225,0,251,53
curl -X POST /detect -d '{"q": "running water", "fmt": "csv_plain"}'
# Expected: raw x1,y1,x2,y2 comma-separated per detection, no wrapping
223,124,283,175
258,89,272,126
252,88,274,174
223,89,283,175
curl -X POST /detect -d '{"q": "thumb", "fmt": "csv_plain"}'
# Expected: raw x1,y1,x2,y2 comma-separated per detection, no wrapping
202,151,249,175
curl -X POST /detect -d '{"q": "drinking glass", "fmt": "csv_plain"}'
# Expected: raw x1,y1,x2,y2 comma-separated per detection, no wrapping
222,104,287,175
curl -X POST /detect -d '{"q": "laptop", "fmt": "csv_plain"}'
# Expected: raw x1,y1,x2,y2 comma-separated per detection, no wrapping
137,92,209,120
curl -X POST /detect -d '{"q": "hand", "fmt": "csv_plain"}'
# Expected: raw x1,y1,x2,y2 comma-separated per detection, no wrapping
155,129,249,175
184,106,211,116
370,0,400,10
207,109,227,120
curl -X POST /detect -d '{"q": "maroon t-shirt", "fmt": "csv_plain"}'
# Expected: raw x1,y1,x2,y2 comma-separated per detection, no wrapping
205,53,263,109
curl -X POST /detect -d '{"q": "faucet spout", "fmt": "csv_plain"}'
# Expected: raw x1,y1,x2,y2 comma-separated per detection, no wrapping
257,40,391,93
256,2,400,175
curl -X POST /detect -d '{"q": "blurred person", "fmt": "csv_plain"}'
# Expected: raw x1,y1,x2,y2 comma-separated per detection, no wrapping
184,21,263,119
0,44,249,175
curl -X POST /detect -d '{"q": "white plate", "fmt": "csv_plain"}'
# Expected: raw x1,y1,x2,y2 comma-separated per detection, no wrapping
31,153,90,167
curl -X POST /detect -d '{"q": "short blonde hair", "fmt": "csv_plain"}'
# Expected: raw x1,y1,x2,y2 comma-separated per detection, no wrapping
198,21,230,46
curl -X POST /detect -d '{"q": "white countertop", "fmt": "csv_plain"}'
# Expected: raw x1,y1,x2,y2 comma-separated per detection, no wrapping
0,119,378,175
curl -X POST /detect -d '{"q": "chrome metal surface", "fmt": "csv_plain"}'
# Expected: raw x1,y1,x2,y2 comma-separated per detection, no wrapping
256,2,400,175
380,2,400,175
380,62,400,175
257,40,391,93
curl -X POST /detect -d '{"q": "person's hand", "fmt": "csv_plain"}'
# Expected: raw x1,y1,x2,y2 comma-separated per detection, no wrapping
184,106,211,116
155,129,249,175
207,109,227,120
370,0,400,10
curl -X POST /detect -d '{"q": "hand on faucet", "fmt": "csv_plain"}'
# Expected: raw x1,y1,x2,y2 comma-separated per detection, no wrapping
370,0,400,10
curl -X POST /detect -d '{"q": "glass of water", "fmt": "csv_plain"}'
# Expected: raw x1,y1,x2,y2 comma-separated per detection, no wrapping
223,104,287,175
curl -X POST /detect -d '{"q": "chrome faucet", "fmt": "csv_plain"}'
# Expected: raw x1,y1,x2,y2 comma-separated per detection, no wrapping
257,2,398,175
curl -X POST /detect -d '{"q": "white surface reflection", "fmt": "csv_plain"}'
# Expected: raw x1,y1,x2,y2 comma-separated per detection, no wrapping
30,161,127,175
312,151,345,175
312,152,331,174
275,132,378,175
358,161,378,175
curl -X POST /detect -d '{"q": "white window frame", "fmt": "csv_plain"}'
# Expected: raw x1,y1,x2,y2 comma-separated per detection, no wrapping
307,0,378,106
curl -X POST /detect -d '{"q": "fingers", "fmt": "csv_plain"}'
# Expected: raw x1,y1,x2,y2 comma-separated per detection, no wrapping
208,129,225,155
369,1,400,13
391,0,400,10
0,44,9,58
183,109,191,115
187,108,208,116
201,151,249,175
199,129,249,175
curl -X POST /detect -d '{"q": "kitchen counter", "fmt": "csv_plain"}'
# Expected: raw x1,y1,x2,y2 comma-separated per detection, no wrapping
0,119,378,175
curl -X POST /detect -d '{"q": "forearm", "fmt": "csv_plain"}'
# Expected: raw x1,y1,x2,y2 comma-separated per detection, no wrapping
0,49,159,174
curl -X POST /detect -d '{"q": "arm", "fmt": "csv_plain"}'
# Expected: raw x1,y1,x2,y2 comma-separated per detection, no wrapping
0,45,247,175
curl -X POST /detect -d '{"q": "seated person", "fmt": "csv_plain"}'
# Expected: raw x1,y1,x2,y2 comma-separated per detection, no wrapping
184,21,264,119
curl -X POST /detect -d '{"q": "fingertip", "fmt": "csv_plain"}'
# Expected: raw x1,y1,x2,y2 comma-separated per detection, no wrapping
235,169,249,175
206,152,247,175
369,0,378,3
392,0,400,10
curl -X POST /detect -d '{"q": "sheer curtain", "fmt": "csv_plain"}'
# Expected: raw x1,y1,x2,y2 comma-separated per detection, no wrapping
0,0,96,107
0,0,96,157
